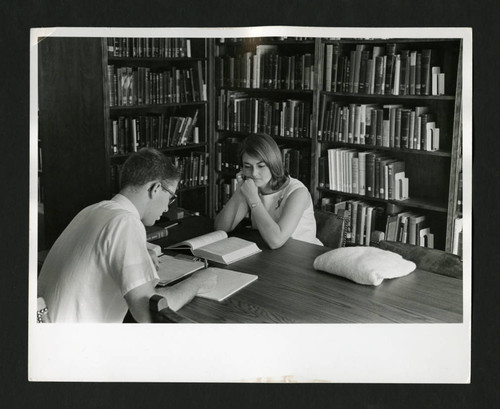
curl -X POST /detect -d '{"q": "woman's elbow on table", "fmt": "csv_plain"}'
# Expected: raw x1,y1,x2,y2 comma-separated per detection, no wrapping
263,234,289,250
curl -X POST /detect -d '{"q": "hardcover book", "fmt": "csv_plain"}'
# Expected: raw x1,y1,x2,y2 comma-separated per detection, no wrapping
166,230,262,265
156,254,206,286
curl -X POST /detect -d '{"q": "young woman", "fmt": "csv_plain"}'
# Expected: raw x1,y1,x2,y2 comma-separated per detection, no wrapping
214,133,322,248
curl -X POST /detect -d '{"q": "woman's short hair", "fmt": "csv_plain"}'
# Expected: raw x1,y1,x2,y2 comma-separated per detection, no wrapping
120,148,180,189
240,133,287,190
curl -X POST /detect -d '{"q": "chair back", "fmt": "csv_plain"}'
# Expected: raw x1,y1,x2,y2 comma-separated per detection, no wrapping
149,294,195,323
315,209,348,249
378,240,462,279
37,297,51,323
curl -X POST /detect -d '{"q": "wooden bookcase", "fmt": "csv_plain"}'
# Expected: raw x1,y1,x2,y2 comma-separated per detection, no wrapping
212,37,318,212
38,35,462,252
38,36,213,247
314,38,463,252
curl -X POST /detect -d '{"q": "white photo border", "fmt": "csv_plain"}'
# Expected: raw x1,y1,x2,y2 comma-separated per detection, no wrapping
28,26,472,383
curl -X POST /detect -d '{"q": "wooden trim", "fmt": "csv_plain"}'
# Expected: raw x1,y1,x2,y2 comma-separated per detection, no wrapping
101,38,113,197
207,38,216,218
445,41,463,252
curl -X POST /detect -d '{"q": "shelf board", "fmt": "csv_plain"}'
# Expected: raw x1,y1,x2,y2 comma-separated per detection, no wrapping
110,143,208,159
107,57,206,63
220,86,313,95
318,141,451,157
274,135,313,143
110,101,207,112
317,187,448,213
321,91,455,101
217,169,239,177
219,39,315,46
178,184,208,192
322,38,460,45
216,129,311,142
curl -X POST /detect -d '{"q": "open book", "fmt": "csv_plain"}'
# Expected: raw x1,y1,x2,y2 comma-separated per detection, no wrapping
156,254,206,286
166,230,261,265
197,268,258,302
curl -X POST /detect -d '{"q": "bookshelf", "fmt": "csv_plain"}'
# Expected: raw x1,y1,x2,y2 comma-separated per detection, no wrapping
315,38,463,252
105,37,212,217
38,35,463,253
38,37,213,246
213,37,318,212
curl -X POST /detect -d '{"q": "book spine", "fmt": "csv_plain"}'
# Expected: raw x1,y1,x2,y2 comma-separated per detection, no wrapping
358,152,366,196
374,56,384,95
421,49,432,96
375,109,383,146
400,109,411,149
366,153,376,198
147,229,169,242
415,52,422,95
409,51,417,95
374,156,381,199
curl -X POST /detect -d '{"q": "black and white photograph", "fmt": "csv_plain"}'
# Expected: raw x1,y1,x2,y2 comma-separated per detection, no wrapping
28,26,472,383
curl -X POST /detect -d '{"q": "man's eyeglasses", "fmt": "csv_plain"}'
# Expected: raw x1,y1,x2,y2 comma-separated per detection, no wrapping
160,184,177,205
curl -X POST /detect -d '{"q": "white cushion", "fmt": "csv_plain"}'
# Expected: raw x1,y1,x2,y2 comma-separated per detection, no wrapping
313,246,417,286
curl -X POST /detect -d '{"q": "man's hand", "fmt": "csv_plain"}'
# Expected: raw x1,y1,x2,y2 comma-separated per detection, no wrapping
191,268,218,294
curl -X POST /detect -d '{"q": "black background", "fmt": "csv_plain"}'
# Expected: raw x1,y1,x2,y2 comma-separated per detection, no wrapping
1,0,497,408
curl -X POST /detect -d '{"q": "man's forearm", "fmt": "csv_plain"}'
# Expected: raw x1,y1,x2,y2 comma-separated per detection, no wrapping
157,277,201,311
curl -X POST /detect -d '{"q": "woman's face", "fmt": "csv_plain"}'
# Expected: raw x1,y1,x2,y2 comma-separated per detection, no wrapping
241,153,272,189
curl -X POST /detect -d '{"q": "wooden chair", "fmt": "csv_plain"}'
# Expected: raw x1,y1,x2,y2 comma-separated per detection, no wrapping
37,295,193,323
149,294,195,323
315,209,348,249
37,297,51,323
378,240,462,279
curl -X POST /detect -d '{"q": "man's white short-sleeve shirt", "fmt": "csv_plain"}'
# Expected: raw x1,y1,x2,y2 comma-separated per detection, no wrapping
38,194,159,322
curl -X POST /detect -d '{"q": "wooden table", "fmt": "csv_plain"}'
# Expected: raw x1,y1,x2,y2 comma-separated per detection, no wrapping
155,216,463,323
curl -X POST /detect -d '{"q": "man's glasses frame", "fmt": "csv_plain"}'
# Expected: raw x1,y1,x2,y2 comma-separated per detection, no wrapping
160,184,177,205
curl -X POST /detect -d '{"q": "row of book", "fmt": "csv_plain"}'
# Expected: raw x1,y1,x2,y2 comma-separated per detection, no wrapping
171,152,210,189
319,149,409,200
215,138,242,173
323,43,446,96
322,199,435,248
107,37,193,58
281,147,310,181
107,63,206,107
110,111,200,155
219,37,313,44
217,90,312,138
319,101,441,151
215,139,309,182
215,49,315,90
110,152,209,192
215,177,238,212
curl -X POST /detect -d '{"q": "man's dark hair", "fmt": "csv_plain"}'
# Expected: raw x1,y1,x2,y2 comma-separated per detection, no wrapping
120,148,180,189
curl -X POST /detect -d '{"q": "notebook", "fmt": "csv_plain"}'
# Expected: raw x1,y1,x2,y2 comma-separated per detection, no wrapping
197,268,258,302
156,254,206,286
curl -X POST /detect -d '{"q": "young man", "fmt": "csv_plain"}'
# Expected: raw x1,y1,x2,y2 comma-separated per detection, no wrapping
38,148,216,323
